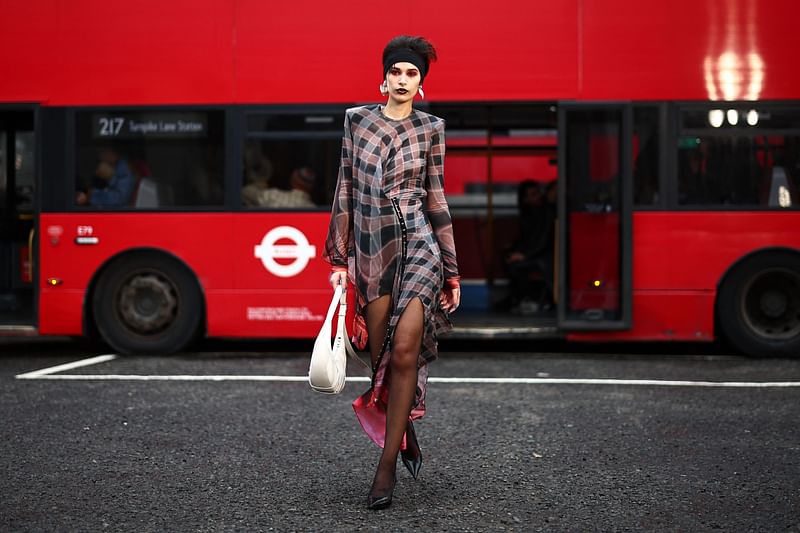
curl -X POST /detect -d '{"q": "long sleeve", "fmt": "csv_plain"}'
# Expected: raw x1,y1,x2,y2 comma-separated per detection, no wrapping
90,159,135,207
323,112,354,268
425,121,459,280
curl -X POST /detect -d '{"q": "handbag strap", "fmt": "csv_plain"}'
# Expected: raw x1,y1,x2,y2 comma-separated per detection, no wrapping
323,285,344,332
336,285,371,370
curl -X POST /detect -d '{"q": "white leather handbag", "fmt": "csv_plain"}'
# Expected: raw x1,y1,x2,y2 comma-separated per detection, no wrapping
309,284,360,394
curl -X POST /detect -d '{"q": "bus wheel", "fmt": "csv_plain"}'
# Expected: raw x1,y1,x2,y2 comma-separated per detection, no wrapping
717,252,800,357
93,253,202,354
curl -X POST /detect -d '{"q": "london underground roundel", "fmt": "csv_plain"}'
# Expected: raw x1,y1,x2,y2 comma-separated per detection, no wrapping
254,226,317,277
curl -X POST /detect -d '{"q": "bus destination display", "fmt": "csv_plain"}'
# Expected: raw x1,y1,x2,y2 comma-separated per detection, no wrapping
92,113,208,139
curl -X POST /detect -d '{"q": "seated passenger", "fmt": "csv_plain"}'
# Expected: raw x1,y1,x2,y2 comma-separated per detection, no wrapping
260,167,317,208
241,155,274,207
76,148,135,207
503,180,556,314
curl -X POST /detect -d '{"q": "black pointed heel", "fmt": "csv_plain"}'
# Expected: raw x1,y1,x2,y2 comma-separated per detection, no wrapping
401,420,422,480
366,475,396,510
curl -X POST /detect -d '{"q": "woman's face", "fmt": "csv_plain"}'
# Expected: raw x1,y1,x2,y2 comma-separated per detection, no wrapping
385,62,421,103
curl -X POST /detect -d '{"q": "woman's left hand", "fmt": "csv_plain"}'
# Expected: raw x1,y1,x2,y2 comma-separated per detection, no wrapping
440,287,461,313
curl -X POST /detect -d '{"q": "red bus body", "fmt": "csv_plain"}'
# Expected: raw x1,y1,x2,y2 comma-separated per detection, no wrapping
37,212,334,338
4,1,797,104
2,0,799,354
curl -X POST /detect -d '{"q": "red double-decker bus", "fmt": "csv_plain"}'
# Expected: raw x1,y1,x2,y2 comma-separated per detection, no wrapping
1,0,799,356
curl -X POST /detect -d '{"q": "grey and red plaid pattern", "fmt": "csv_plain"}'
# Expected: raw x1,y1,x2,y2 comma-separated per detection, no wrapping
324,104,459,423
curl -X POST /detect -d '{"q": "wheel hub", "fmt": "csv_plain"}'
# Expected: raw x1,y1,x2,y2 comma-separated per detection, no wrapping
760,290,788,318
741,268,800,341
117,273,178,334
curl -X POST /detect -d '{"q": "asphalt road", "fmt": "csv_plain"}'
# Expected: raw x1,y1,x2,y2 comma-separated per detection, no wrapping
1,338,799,532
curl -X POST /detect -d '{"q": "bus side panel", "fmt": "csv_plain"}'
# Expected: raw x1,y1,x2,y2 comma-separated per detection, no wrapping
37,213,236,336
206,290,330,338
581,0,800,101
206,212,331,338
568,290,715,342
1,1,236,106
5,1,800,105
568,212,800,342
38,291,86,335
632,212,800,291
236,0,580,104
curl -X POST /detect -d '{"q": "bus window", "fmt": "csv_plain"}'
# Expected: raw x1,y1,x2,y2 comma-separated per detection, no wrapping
678,107,800,208
429,103,557,312
242,109,343,209
15,133,35,212
633,106,660,206
74,110,225,209
433,105,557,201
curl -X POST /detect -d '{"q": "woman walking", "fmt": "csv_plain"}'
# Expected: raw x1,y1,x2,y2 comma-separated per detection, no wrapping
324,35,460,510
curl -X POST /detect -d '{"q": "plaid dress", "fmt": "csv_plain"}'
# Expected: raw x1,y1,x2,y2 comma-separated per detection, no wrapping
324,104,459,446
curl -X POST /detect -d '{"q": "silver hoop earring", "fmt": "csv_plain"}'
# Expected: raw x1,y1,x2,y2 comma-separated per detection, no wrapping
418,86,425,100
379,81,388,96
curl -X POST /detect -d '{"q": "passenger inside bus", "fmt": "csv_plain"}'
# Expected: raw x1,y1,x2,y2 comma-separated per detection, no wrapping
502,179,556,314
75,147,135,207
260,166,316,208
241,141,317,208
241,145,274,207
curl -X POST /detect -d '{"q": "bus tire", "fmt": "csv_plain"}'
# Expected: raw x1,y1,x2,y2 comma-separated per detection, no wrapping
717,251,800,358
92,252,203,354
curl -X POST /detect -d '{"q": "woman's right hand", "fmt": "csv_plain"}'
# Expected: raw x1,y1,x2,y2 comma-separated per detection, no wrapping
329,269,347,289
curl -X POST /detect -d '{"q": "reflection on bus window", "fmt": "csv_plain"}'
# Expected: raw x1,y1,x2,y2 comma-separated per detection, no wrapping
678,108,800,208
74,111,224,209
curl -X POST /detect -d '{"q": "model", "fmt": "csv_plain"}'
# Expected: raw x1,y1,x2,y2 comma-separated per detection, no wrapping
324,35,461,510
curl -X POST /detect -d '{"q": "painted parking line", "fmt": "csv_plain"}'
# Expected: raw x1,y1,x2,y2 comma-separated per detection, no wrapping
15,354,118,379
13,355,800,388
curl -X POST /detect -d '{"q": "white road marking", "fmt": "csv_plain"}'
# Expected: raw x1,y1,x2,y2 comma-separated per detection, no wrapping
14,374,369,382
428,377,800,387
11,355,800,388
15,354,118,379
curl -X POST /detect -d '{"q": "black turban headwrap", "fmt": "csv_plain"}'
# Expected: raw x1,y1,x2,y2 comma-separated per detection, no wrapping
383,49,429,82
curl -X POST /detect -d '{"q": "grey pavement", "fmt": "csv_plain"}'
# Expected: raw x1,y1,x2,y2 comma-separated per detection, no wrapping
1,338,799,532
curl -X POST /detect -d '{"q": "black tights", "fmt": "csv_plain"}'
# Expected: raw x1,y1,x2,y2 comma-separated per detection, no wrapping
365,295,423,491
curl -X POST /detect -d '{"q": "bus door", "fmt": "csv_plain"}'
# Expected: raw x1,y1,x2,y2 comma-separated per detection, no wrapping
557,104,633,330
0,109,36,327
